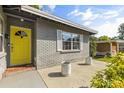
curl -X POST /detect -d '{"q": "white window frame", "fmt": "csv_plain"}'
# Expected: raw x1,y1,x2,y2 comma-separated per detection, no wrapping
62,31,80,51
0,16,4,54
57,29,84,52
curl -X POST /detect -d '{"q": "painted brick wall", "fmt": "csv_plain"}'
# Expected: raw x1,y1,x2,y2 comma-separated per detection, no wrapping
0,54,6,75
0,6,7,76
36,19,89,69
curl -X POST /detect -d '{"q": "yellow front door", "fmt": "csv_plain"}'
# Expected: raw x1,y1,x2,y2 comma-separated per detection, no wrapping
10,26,31,66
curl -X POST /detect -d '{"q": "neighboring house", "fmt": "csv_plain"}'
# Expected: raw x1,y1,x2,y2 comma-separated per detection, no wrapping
0,5,97,78
96,40,124,56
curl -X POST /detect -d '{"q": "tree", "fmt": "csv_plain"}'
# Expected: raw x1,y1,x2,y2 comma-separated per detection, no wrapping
89,36,97,58
30,5,40,9
118,23,124,40
91,52,124,88
98,35,111,41
111,36,119,40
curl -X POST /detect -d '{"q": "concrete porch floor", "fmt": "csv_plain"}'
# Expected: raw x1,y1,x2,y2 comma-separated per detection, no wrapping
38,60,107,88
0,70,47,88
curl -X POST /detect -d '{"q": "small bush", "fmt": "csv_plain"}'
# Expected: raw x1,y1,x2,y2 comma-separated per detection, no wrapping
91,52,124,88
104,53,111,58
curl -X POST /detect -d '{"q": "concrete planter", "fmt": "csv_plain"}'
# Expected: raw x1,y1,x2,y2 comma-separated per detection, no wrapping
61,62,71,76
85,57,92,65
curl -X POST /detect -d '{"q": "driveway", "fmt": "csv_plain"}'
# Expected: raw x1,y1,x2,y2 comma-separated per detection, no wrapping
38,60,107,88
0,70,46,88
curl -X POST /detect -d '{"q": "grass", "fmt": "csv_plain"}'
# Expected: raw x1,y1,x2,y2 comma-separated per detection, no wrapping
94,57,114,63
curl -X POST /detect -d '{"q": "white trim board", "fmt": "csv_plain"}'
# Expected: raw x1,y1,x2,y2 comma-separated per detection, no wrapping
21,5,97,34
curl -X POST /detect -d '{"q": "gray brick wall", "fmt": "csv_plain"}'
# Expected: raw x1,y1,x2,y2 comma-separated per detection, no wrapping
0,6,7,75
36,19,89,69
0,54,6,75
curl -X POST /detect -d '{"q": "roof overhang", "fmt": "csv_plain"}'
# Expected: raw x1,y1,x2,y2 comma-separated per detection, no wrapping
97,40,124,43
21,5,97,34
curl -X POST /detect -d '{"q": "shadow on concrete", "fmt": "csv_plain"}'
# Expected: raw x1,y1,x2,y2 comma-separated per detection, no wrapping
48,72,63,78
79,86,89,88
78,63,90,66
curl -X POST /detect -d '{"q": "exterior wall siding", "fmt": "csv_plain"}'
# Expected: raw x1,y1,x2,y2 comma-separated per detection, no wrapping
112,42,117,52
36,19,89,69
97,43,110,52
0,6,7,78
112,42,117,56
119,43,124,52
96,42,118,56
0,54,6,76
96,43,111,56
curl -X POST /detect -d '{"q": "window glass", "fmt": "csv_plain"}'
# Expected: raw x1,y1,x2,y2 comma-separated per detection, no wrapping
63,41,71,50
62,32,72,50
62,31,80,51
72,34,80,50
62,32,71,41
72,34,80,42
73,42,80,50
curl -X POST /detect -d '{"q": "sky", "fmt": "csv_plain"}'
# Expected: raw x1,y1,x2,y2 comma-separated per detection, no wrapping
40,5,124,38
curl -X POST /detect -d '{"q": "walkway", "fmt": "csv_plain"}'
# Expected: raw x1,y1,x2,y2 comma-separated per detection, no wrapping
0,70,46,88
38,60,107,88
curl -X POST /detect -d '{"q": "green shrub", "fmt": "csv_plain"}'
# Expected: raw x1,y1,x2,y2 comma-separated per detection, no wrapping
91,52,124,88
104,53,112,58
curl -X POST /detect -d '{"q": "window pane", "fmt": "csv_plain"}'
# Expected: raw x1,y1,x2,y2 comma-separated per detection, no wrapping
62,32,71,41
73,42,80,50
72,34,80,50
72,34,80,42
0,36,3,52
63,41,71,50
62,31,80,50
62,32,72,50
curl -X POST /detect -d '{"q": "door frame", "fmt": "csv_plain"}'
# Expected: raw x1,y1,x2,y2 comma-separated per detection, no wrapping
10,25,32,66
5,14,36,68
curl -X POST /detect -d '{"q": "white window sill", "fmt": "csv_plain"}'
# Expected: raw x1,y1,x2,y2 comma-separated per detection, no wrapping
0,52,6,58
60,50,80,53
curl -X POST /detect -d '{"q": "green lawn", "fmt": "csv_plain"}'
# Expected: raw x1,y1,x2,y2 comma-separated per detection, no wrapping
94,57,114,63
